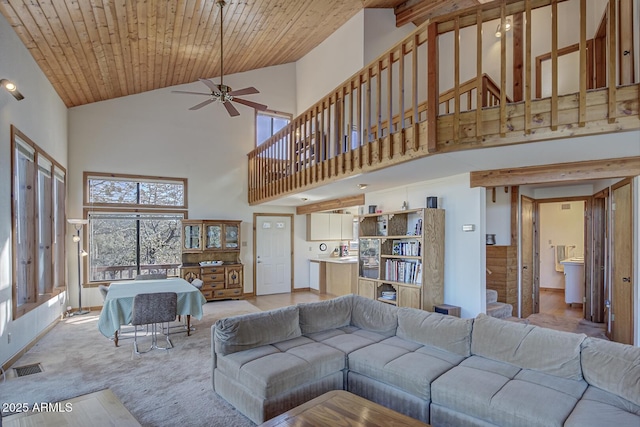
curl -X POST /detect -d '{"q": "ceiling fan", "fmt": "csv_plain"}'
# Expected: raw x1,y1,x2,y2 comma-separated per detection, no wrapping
172,0,267,117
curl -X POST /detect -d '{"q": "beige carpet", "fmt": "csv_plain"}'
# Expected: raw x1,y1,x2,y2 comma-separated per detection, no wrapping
0,300,261,427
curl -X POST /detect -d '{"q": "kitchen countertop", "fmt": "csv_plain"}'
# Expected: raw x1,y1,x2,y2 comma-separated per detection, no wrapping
313,256,358,264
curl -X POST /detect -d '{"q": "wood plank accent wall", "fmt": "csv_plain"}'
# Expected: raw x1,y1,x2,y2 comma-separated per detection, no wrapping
486,245,518,307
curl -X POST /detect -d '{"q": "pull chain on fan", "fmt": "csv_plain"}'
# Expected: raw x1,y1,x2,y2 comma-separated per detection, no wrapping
172,0,268,116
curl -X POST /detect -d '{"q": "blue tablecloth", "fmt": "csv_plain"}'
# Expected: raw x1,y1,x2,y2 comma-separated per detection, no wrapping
98,278,207,337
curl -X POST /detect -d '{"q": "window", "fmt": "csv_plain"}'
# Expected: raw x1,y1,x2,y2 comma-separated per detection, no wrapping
11,126,66,319
84,173,187,282
256,110,291,146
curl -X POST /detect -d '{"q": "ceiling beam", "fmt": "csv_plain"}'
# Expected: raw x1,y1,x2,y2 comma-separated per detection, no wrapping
395,0,481,27
295,194,365,215
469,157,640,188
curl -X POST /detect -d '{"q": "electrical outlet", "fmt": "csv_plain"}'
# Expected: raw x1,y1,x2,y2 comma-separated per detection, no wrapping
7,333,11,344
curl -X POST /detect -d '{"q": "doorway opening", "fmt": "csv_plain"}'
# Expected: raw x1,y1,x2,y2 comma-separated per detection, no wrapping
537,200,586,322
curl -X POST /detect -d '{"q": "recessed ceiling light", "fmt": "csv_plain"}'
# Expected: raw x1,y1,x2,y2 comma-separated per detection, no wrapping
0,78,24,101
301,197,308,202
357,184,368,189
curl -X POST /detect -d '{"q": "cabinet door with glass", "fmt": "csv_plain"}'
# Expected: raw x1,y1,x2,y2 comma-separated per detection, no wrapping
359,239,380,279
182,221,203,252
204,223,223,250
224,223,240,250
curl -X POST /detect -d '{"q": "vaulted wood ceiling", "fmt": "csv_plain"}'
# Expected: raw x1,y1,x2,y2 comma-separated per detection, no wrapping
0,0,478,108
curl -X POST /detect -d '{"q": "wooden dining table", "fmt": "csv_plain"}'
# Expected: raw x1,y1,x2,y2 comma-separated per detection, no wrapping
97,278,207,347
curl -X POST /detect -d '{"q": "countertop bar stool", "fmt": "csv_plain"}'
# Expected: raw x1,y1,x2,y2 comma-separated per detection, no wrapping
131,292,177,356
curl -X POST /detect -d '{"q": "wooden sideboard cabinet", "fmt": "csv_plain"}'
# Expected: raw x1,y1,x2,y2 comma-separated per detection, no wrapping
180,219,243,301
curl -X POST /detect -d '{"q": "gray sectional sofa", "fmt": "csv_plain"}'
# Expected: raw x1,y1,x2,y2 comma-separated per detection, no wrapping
211,294,640,426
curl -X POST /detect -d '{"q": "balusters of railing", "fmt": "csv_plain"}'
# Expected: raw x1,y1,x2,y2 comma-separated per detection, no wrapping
608,0,616,123
365,67,372,165
476,9,483,141
525,0,532,135
387,51,394,159
499,0,507,137
399,42,406,155
551,0,558,131
357,73,363,169
412,33,419,151
427,22,438,153
453,16,460,144
579,0,587,127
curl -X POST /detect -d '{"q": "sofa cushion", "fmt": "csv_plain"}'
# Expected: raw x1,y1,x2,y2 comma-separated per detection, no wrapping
214,305,301,356
564,386,640,426
432,355,585,427
472,313,585,380
216,340,345,399
580,337,640,406
348,336,464,401
397,307,472,357
350,294,398,337
305,326,388,354
298,294,353,334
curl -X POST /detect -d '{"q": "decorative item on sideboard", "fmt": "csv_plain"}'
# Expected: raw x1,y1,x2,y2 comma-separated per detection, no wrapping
426,197,438,209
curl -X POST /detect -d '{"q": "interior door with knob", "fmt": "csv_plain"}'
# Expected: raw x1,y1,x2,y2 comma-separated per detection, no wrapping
611,180,634,345
255,214,292,295
521,196,535,318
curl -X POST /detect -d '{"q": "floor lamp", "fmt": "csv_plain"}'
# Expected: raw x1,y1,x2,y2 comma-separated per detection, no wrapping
68,219,89,316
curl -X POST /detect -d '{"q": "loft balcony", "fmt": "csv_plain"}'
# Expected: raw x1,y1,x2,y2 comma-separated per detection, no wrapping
247,0,640,205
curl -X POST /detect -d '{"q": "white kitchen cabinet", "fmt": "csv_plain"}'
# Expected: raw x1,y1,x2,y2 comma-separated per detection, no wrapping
306,213,354,241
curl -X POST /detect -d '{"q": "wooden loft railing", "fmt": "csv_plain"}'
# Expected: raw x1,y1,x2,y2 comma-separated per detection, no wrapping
248,0,640,205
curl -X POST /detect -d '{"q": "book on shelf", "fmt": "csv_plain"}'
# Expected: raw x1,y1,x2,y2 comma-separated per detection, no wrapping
384,259,422,284
391,240,421,256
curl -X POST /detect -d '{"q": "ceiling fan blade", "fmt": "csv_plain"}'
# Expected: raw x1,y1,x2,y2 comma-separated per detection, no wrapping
233,97,268,111
172,90,213,96
189,98,216,110
223,101,241,117
228,87,260,96
199,78,220,92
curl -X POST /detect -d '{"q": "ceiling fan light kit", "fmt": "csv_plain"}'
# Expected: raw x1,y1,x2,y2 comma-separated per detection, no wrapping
172,0,267,117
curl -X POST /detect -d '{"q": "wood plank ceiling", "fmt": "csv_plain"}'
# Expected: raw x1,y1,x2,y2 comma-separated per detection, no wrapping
0,0,475,108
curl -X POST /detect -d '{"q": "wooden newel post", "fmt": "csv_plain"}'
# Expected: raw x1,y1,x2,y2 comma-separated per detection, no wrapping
427,23,439,154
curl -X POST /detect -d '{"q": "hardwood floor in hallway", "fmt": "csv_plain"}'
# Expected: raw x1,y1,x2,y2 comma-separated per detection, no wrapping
539,288,584,320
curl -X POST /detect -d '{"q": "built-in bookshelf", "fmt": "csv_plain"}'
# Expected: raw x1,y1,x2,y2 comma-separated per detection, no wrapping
357,208,444,311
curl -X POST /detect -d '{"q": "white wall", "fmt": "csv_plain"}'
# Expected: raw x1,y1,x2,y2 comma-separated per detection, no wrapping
68,63,301,308
295,8,416,116
538,201,585,289
295,11,365,114
363,9,416,65
486,187,512,246
365,174,485,318
0,12,68,367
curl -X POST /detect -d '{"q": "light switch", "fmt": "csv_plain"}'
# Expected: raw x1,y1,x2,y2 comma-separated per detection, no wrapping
462,224,475,232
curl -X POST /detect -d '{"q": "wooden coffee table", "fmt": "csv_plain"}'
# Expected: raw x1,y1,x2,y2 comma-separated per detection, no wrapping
260,390,430,426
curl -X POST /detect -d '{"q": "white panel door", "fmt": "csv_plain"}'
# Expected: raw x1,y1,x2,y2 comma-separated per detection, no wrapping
256,215,292,295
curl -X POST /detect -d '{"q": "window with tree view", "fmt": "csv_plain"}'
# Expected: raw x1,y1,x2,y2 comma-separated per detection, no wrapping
12,127,66,319
85,174,187,282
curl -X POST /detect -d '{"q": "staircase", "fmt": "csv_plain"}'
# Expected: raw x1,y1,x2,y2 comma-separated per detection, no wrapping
486,289,513,319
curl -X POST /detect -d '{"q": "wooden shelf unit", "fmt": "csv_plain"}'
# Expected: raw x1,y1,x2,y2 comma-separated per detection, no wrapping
356,208,445,311
179,219,244,302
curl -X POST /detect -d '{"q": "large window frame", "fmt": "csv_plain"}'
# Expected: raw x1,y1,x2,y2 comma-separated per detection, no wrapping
11,126,66,320
83,172,188,285
256,109,292,147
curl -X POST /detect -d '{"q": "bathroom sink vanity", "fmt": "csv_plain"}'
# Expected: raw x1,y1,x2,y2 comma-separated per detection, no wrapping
561,257,584,306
